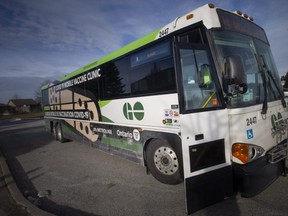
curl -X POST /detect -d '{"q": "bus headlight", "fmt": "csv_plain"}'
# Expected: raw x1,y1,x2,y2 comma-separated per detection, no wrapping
232,143,265,164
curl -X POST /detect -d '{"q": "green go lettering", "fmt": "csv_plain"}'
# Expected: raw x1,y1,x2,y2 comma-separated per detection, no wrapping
123,102,144,121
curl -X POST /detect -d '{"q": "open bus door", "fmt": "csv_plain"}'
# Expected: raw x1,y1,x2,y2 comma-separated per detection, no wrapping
175,43,234,214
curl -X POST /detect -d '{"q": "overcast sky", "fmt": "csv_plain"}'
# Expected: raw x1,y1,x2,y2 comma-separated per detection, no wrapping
0,0,288,104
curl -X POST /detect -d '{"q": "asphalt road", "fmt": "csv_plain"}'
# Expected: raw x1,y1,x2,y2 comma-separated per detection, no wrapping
0,119,288,216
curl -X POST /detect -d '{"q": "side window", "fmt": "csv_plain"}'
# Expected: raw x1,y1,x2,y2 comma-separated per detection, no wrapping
130,42,176,95
41,89,50,106
102,58,130,99
130,57,175,94
178,29,204,44
180,48,221,111
85,70,100,101
100,40,176,99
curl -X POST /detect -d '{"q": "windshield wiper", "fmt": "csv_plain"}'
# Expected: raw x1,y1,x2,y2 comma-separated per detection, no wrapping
256,54,268,115
261,55,286,108
257,55,286,114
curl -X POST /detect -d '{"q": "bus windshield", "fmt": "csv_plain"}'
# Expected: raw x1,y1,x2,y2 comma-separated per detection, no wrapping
212,30,283,108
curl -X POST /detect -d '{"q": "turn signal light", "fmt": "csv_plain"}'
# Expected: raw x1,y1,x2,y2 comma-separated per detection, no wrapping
232,143,265,164
232,144,249,163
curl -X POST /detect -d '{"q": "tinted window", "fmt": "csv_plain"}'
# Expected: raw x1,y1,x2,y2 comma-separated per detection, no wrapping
101,40,176,99
42,89,50,106
131,42,171,67
102,58,130,99
217,9,267,43
85,69,100,101
130,57,175,94
178,29,204,44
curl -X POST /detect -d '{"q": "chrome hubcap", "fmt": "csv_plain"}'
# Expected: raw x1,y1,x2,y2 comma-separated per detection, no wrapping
154,146,179,175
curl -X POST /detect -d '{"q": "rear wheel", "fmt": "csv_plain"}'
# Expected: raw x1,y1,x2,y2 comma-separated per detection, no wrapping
55,123,67,143
52,123,58,140
146,139,182,185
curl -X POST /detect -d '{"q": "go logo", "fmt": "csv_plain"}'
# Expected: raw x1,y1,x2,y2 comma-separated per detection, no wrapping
271,112,284,129
123,102,144,121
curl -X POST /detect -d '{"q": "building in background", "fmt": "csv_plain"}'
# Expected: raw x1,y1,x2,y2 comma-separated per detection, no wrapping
8,99,41,113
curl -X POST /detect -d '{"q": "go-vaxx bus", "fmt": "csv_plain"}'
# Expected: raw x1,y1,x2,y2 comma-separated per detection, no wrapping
42,3,288,214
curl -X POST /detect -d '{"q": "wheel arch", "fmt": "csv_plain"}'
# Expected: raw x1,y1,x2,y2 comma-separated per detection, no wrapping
49,120,55,133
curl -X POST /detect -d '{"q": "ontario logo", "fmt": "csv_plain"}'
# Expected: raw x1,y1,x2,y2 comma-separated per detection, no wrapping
123,102,144,121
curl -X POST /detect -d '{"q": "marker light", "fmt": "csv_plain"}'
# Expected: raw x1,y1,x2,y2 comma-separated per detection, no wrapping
234,10,254,22
248,16,254,22
236,10,243,16
232,143,265,164
186,14,194,20
212,98,218,106
208,3,215,8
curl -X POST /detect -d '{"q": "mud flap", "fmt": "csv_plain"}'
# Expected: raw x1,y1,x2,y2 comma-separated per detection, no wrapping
185,166,233,214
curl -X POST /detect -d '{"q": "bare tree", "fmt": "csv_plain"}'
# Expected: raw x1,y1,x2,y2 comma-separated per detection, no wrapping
12,94,21,99
282,72,288,89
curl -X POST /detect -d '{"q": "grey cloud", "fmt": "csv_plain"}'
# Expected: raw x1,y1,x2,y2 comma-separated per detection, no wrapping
0,76,50,103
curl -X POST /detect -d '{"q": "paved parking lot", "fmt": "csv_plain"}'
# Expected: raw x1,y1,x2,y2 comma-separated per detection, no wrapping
0,119,288,216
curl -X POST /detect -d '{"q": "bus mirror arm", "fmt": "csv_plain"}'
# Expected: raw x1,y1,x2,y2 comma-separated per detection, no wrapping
224,83,248,105
235,82,248,94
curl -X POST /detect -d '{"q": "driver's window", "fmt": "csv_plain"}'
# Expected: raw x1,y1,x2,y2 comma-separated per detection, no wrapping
180,48,220,111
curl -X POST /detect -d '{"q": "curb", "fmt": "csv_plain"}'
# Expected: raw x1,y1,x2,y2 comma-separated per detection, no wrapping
0,152,55,216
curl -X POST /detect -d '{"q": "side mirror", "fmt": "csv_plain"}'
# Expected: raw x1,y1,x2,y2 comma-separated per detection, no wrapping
223,55,246,85
223,55,247,95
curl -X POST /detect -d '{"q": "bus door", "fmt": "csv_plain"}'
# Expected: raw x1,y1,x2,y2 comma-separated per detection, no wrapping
175,43,233,214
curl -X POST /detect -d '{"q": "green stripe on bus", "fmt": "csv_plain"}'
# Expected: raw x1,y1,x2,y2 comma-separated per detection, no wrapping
57,28,161,82
43,106,50,111
102,136,142,153
99,100,111,108
101,116,114,123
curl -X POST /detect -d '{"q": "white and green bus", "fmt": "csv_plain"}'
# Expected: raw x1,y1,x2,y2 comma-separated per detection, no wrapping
42,4,288,214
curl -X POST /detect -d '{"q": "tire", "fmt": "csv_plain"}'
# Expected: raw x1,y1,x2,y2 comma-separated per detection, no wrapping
146,139,183,185
52,124,58,141
55,123,67,143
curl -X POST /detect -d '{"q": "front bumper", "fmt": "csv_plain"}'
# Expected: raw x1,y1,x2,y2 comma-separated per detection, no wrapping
233,141,288,197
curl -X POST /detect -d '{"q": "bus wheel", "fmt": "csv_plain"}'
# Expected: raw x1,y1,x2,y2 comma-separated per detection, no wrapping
146,139,182,185
55,124,67,143
52,124,58,141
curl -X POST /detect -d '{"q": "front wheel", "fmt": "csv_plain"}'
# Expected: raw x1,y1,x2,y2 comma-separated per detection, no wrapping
146,139,182,185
